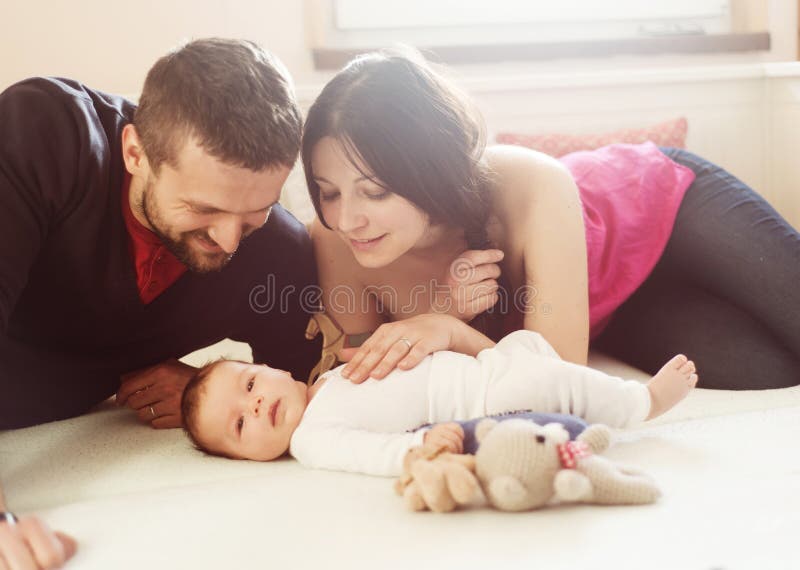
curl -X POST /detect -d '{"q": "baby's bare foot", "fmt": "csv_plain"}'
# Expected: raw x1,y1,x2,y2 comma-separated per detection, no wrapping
646,354,698,420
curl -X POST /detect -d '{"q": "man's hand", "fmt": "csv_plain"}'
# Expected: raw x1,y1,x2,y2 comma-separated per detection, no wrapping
115,358,197,428
423,423,465,454
0,516,76,569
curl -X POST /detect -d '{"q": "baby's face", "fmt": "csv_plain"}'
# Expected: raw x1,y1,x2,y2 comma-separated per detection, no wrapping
194,361,308,461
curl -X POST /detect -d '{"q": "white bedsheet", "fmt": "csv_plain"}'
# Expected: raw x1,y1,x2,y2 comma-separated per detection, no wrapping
1,349,798,570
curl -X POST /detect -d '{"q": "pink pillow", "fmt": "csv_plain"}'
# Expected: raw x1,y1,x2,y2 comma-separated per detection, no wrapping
496,117,687,158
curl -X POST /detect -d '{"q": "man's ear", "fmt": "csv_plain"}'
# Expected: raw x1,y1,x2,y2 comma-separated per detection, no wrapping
121,124,151,176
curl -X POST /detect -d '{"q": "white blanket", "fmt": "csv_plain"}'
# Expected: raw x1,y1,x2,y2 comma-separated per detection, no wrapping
1,346,798,570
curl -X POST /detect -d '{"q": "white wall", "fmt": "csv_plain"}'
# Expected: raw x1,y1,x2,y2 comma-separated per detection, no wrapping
0,0,314,94
477,64,800,229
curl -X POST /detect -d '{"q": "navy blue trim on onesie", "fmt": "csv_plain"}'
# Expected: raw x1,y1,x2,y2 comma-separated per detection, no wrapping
415,411,589,455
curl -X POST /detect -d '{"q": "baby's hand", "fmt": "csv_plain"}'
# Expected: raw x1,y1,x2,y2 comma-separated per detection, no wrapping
423,422,465,454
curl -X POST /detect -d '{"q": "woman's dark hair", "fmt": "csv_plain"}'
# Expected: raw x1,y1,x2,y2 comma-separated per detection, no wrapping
301,50,493,250
302,50,508,340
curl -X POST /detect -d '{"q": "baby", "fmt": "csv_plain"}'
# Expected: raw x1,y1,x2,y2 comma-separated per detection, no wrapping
181,330,697,476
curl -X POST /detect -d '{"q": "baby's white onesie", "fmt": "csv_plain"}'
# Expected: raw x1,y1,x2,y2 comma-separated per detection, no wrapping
289,330,650,476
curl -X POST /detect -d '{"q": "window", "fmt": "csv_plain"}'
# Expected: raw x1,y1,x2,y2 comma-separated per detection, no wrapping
309,0,769,69
335,0,733,40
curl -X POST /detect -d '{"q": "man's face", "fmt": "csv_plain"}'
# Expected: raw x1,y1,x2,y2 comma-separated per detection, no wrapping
138,139,291,273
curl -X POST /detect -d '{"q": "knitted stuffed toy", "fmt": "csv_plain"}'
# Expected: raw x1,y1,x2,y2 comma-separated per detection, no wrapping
304,313,346,386
474,419,661,511
397,419,661,513
394,445,482,513
395,412,589,513
304,312,371,385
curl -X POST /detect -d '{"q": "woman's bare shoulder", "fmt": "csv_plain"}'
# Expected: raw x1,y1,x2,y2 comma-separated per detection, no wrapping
485,144,572,191
484,145,576,221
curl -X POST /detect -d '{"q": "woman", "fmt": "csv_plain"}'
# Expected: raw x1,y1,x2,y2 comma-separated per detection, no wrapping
303,50,800,390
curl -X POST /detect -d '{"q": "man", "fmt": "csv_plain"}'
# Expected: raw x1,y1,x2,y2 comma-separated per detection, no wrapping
0,38,320,567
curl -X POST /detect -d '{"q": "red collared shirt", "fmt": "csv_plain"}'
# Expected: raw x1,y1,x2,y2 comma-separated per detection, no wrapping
121,174,188,304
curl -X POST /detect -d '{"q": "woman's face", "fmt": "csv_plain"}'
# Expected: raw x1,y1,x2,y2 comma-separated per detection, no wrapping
310,136,432,268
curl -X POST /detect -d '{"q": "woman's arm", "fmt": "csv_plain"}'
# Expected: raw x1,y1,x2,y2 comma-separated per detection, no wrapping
342,313,495,383
489,146,591,366
313,218,495,382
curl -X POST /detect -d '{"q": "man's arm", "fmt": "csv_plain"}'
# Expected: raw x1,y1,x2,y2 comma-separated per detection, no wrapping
0,80,76,332
0,80,106,429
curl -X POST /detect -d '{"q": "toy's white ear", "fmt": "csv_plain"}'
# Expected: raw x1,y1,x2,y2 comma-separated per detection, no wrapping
577,424,611,453
542,423,570,444
476,419,499,442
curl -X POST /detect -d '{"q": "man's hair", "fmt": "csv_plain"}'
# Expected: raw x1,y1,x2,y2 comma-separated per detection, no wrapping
181,359,236,459
134,38,302,173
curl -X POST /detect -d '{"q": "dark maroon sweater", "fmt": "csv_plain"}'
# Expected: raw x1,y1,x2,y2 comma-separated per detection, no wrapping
0,77,320,428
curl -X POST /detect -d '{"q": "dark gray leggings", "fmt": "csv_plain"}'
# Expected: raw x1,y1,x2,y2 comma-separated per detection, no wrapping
591,148,800,389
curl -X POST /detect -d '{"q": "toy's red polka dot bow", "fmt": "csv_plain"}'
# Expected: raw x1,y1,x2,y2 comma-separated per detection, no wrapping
557,441,591,469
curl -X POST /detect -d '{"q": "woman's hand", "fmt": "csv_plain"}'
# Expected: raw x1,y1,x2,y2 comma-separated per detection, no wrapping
340,313,457,383
339,313,494,383
440,249,504,322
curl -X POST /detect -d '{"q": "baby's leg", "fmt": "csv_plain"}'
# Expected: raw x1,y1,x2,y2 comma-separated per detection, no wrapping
482,347,653,427
646,355,698,419
482,331,697,426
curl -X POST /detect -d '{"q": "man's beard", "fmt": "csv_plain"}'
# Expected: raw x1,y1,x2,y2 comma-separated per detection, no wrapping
139,179,234,273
